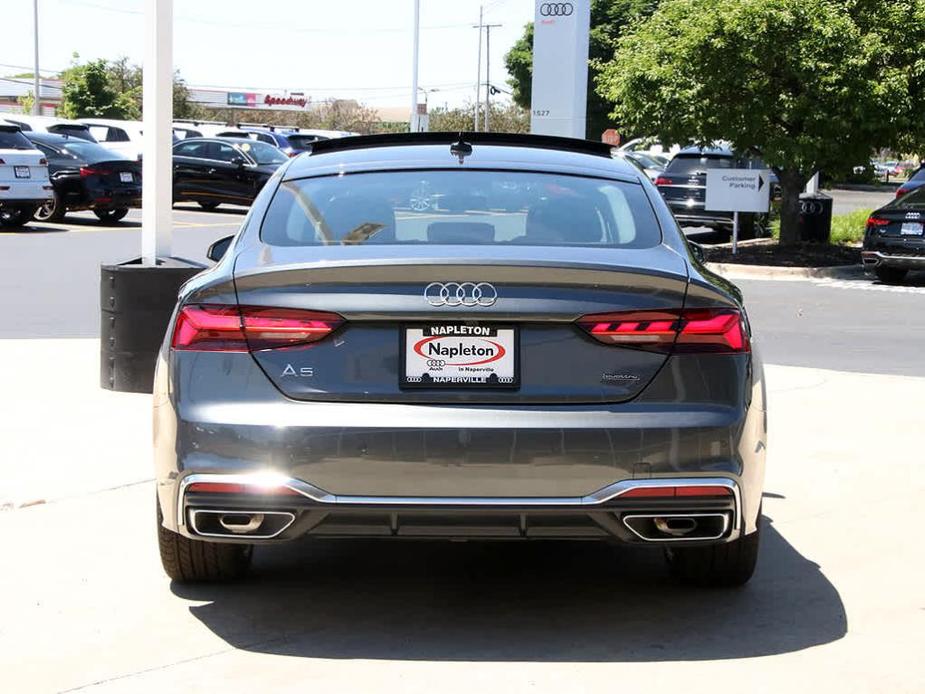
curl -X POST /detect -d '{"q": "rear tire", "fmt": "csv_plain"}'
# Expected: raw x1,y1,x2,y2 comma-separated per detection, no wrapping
875,266,908,285
0,205,35,228
35,193,66,223
198,201,220,211
665,516,760,588
93,208,129,223
156,499,253,583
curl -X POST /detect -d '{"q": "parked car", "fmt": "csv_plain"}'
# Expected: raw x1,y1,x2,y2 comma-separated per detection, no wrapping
862,186,925,284
79,119,144,161
622,150,666,182
894,165,925,198
172,136,288,209
154,132,766,588
235,125,359,156
1,115,96,142
0,124,53,228
24,132,141,223
654,145,775,238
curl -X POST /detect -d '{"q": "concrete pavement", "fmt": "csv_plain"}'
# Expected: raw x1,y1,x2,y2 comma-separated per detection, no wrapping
0,351,923,692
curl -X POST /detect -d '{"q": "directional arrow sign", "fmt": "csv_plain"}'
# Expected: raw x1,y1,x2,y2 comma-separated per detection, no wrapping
705,169,771,213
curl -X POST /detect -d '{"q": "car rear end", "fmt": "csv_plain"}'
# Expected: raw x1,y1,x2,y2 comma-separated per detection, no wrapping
655,151,737,230
154,136,766,585
49,140,143,213
0,125,53,226
863,188,925,281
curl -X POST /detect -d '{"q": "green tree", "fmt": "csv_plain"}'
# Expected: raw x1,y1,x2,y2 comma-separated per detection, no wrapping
504,0,661,139
596,0,925,244
429,102,530,133
59,58,139,119
17,91,35,114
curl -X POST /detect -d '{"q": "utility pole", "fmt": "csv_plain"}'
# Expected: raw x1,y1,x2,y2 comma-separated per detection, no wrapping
32,0,40,114
410,0,420,132
473,16,502,132
473,5,482,131
482,23,500,131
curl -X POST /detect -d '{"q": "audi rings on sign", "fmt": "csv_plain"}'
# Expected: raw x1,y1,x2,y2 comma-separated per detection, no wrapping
540,2,574,17
424,282,499,307
800,200,824,215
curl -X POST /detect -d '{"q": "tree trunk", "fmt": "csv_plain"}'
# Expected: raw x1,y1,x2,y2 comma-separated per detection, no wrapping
778,169,808,246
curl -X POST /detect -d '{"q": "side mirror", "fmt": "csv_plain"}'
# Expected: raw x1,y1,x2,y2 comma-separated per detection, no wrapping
689,241,705,264
207,235,234,263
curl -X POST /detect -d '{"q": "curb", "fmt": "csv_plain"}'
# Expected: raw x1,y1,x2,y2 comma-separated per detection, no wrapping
705,262,865,280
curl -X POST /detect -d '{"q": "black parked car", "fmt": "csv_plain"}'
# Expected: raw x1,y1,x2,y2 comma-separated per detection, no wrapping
862,186,925,284
25,132,141,223
172,137,288,210
655,145,775,239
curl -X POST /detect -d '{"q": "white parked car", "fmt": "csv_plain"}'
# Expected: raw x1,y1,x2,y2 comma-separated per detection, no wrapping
79,118,144,160
0,124,53,228
1,115,97,142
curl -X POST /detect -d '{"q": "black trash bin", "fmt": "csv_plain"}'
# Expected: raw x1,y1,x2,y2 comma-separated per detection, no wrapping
100,257,205,393
797,193,833,243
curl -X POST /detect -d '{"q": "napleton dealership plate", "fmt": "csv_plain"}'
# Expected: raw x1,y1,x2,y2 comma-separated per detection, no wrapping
402,324,518,388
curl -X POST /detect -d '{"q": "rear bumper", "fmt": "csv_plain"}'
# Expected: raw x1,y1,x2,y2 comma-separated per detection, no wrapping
154,347,767,542
665,202,735,229
862,250,925,270
173,472,743,545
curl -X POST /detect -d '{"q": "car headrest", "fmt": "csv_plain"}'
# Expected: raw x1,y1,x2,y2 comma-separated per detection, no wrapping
525,198,602,243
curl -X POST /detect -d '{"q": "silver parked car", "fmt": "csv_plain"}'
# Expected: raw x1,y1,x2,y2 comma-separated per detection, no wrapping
154,133,767,587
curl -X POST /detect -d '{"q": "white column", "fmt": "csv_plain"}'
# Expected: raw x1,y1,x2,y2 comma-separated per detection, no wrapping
409,0,420,133
141,0,174,265
32,0,40,115
530,0,591,138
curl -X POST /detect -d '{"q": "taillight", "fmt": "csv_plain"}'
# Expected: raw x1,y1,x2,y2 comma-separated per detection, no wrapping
577,308,749,354
866,216,890,227
654,176,672,186
896,187,909,198
39,158,47,166
621,485,733,499
171,305,343,352
80,166,111,177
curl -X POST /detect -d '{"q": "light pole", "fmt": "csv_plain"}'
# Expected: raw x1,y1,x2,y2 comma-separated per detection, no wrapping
410,0,420,132
32,0,40,114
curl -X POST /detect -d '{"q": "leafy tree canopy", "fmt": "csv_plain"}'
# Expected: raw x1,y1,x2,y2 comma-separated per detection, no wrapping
595,0,925,243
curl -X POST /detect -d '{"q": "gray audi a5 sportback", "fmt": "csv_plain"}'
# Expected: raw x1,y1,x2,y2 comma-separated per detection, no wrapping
154,132,766,587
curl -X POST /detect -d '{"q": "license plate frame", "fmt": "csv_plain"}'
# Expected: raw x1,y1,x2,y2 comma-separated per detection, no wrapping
14,166,31,179
900,222,923,236
400,324,519,389
119,171,134,183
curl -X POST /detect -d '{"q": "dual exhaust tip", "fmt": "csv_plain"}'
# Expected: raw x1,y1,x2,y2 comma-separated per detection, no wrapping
622,513,730,542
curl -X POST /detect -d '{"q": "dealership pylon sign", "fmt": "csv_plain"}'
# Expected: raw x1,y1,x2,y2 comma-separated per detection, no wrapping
529,1,591,139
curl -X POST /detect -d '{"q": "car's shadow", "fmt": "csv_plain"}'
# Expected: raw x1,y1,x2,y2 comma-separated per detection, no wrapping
59,216,141,228
172,513,846,662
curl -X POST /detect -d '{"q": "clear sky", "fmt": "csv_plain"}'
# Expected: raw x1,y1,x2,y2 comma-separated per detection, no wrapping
2,0,533,109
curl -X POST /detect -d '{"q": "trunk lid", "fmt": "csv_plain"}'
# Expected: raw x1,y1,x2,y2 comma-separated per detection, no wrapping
231,244,690,404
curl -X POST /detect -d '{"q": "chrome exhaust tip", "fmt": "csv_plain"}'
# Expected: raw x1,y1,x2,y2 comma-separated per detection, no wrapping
219,513,265,534
622,513,730,542
189,509,295,539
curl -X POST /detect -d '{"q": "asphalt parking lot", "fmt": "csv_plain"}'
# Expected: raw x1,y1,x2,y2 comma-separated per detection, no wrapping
1,204,923,692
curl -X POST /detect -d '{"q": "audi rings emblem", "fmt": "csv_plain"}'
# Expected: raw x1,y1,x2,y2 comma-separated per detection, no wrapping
540,3,574,17
800,200,823,215
424,282,498,307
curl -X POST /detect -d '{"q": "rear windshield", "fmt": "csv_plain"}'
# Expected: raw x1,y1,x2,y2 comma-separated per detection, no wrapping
0,128,34,149
666,154,736,175
60,141,131,163
261,170,661,248
47,124,96,142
